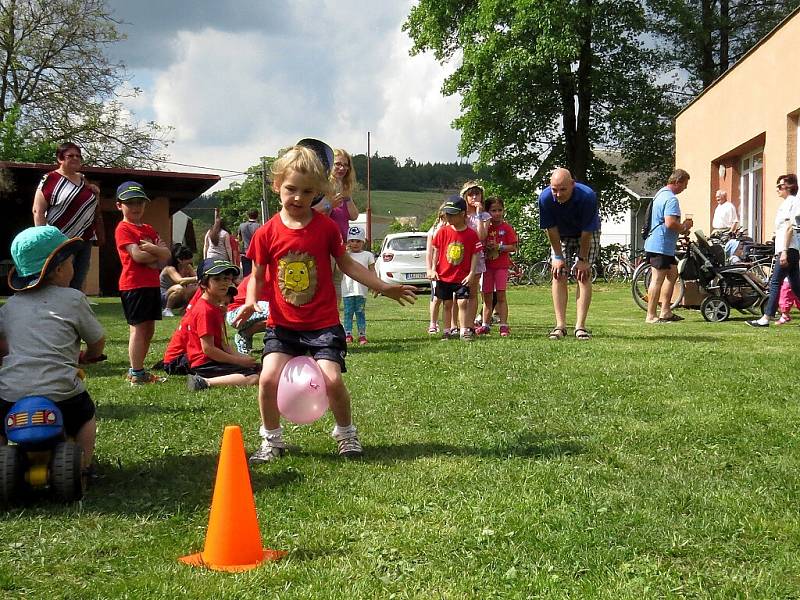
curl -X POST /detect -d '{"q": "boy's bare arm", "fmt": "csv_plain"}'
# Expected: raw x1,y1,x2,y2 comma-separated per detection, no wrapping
232,263,265,327
337,252,416,305
139,240,171,261
126,243,159,264
428,246,439,280
461,253,479,285
80,336,106,364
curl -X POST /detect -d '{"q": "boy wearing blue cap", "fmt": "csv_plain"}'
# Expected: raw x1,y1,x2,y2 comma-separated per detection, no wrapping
114,181,171,385
0,226,106,473
429,196,483,341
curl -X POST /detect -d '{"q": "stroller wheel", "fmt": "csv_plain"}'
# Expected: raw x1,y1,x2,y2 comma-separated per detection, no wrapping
701,296,731,322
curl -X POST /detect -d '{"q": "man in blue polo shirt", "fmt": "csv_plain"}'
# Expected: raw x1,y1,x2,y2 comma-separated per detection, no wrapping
643,168,693,324
539,168,601,340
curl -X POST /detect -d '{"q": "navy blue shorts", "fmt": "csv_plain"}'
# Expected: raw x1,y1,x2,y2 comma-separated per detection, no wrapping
190,360,260,378
646,252,677,270
262,325,347,373
0,391,95,439
121,287,162,325
434,280,470,301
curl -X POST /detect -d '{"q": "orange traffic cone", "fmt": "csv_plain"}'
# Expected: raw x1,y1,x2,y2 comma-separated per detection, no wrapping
180,425,286,571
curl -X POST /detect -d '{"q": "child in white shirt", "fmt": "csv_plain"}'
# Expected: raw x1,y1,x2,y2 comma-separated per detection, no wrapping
341,226,375,345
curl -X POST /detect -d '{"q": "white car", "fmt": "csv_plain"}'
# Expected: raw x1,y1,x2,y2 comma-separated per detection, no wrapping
374,232,430,287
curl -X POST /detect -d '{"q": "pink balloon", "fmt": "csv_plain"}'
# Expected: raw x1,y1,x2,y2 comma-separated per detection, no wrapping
277,356,329,424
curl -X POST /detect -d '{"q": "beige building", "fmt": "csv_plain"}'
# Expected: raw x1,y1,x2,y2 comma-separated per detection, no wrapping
675,6,800,243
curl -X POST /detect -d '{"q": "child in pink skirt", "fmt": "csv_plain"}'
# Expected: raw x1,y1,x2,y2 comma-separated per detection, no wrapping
777,276,800,324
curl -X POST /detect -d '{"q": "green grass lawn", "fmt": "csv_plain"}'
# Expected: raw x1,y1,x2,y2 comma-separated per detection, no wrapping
352,189,447,221
2,283,800,598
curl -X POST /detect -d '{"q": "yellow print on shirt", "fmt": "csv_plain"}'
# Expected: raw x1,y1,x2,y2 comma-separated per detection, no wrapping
278,252,317,305
446,241,465,266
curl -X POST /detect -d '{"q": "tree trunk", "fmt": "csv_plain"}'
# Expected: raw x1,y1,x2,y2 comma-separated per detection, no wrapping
573,0,593,183
700,0,717,87
719,0,729,73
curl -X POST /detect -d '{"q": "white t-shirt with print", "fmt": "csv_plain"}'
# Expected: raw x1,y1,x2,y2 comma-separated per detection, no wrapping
341,250,375,298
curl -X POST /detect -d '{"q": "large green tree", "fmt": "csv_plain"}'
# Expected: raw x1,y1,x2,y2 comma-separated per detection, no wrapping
0,0,170,166
649,0,800,95
404,0,677,213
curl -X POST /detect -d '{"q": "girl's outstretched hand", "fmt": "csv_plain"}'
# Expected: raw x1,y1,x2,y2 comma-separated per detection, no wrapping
380,284,417,305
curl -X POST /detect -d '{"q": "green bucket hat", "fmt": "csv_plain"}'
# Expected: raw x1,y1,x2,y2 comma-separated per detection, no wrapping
8,226,82,292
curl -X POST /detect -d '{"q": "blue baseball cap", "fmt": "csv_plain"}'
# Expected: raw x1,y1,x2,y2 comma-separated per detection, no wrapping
443,195,467,214
197,258,240,282
116,181,150,203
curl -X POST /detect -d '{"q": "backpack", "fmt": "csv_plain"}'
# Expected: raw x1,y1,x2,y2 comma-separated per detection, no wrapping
640,199,654,241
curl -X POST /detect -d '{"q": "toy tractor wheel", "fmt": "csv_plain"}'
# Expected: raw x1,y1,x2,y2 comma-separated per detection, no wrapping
0,445,25,505
50,442,83,502
701,296,731,322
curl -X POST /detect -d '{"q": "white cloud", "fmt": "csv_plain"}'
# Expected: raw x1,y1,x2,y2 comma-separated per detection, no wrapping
374,30,462,164
113,2,464,189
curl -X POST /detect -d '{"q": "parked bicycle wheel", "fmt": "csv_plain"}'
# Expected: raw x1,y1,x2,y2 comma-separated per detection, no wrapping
631,262,685,311
605,261,629,282
745,261,772,287
507,263,525,286
530,261,551,285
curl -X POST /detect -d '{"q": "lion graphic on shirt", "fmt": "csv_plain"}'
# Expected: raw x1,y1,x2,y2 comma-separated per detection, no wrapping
446,241,465,266
277,252,317,305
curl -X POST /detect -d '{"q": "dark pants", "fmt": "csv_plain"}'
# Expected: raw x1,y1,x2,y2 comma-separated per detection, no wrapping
70,240,93,291
241,256,253,277
765,249,800,317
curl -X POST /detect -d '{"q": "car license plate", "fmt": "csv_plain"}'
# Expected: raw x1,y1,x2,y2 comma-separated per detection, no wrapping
406,272,427,280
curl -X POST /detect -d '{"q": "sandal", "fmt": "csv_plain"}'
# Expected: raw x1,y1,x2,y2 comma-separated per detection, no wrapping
575,328,592,340
660,313,684,322
548,327,567,340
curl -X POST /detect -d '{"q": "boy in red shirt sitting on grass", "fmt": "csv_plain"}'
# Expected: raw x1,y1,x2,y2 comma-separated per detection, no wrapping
181,259,261,391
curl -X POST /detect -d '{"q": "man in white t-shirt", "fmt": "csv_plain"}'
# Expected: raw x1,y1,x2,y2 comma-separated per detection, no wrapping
712,190,739,233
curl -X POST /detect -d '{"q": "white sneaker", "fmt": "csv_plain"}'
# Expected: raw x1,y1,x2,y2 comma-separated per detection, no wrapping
333,429,363,458
249,436,286,464
162,308,175,317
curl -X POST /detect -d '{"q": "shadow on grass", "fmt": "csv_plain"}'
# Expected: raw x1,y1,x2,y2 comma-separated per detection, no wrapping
2,453,306,517
97,402,208,420
305,431,586,463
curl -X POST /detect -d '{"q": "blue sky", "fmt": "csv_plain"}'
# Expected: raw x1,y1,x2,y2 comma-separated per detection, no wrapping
105,0,463,188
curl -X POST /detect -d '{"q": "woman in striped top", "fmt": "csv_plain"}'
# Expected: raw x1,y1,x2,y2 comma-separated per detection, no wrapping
32,142,103,291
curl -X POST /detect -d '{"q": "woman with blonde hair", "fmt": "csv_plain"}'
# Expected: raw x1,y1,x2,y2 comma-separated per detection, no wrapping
329,149,360,302
329,149,359,240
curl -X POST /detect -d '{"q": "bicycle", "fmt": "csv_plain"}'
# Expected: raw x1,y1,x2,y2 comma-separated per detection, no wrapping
507,260,529,286
526,260,549,285
631,235,688,311
604,251,644,282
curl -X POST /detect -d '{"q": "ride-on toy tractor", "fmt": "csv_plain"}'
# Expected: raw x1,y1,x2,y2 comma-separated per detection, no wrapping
0,396,84,505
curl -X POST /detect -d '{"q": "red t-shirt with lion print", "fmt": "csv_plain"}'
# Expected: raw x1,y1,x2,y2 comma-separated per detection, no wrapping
249,211,346,330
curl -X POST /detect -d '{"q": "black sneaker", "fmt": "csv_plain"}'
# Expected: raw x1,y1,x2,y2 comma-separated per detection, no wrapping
745,320,770,328
186,374,210,391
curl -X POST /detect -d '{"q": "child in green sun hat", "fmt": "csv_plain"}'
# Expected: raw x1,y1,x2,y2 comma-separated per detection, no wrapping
0,225,106,473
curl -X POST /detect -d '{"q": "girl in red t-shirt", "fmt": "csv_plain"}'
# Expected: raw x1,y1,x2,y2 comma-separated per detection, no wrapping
479,197,518,337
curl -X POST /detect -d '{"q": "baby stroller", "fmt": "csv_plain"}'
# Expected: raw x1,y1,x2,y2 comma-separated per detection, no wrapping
678,230,769,322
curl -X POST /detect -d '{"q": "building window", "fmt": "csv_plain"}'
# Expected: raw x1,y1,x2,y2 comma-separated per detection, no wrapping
740,149,763,242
